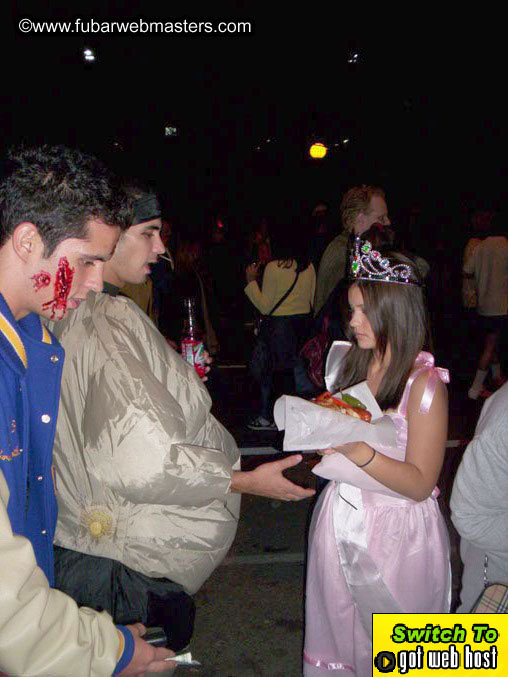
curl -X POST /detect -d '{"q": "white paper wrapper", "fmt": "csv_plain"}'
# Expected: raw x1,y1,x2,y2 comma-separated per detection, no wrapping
274,390,395,449
274,378,393,446
324,340,353,394
274,377,410,499
314,448,410,499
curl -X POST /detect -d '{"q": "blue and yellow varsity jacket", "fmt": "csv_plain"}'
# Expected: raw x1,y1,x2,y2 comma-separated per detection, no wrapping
0,293,64,585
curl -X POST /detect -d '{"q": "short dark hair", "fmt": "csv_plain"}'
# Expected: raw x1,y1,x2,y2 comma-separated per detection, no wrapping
0,145,132,256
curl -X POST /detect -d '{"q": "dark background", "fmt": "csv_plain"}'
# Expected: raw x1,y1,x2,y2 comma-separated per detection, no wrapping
1,4,506,250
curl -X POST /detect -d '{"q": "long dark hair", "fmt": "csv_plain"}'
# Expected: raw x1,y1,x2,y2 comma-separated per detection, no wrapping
271,223,311,272
338,258,429,411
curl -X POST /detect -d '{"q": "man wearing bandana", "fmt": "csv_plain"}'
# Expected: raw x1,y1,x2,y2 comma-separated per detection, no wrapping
49,182,315,652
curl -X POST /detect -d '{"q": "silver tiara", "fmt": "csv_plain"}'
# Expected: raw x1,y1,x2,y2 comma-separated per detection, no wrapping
350,236,420,286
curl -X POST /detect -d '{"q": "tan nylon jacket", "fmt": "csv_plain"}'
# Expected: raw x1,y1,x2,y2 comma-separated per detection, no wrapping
0,471,121,676
50,292,240,595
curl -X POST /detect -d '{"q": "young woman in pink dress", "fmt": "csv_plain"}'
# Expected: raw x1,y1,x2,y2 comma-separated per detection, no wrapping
304,238,451,675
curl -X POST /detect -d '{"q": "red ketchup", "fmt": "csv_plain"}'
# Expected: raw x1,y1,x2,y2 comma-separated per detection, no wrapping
180,297,206,379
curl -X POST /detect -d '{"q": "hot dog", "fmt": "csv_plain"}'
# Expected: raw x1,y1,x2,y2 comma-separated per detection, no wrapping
313,391,372,423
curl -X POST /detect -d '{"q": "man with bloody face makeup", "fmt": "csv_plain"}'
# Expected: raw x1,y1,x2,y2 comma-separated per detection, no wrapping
0,147,175,676
49,181,315,653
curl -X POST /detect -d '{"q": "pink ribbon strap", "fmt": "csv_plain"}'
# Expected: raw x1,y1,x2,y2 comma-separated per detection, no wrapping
399,351,450,418
304,651,354,671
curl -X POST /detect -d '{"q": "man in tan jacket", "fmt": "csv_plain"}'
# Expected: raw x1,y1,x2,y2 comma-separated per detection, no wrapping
0,146,174,675
49,185,315,652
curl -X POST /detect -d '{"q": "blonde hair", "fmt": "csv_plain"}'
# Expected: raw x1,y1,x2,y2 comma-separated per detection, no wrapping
340,185,386,233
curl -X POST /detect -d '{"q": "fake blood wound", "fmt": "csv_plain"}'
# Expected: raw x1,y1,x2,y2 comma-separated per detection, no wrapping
42,257,75,319
31,270,51,291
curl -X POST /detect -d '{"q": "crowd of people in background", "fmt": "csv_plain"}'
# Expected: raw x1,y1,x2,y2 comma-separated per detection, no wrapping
133,188,506,425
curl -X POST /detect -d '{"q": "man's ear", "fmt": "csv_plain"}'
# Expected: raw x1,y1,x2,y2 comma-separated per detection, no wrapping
11,222,44,262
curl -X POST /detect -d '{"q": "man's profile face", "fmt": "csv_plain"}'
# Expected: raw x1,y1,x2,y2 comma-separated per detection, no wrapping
27,219,120,321
105,218,165,287
354,195,390,235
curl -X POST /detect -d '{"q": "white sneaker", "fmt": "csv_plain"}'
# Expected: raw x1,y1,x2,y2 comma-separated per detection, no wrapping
247,416,277,431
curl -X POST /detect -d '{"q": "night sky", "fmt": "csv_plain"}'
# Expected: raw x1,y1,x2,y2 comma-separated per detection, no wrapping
1,4,506,241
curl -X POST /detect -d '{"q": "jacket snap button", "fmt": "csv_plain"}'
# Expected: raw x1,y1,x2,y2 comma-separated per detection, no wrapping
37,475,43,481
50,355,59,363
41,414,51,423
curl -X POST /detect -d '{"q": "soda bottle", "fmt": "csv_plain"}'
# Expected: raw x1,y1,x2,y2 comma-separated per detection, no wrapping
181,297,206,378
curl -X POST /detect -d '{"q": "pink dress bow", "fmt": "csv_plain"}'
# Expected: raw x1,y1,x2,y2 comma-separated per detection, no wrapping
399,351,450,416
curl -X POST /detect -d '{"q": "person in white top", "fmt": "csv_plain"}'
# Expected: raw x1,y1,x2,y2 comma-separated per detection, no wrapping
464,211,508,399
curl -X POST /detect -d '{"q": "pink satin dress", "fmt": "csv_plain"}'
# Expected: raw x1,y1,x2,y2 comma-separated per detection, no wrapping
303,353,451,675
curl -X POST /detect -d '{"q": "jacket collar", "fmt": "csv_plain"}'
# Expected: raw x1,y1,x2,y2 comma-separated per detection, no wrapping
0,294,28,374
102,281,120,297
0,294,54,376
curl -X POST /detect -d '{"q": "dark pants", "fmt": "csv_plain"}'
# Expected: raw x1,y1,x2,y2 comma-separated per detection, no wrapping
257,313,311,419
54,545,195,651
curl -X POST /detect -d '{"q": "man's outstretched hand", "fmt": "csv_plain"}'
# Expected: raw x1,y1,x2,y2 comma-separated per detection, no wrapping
232,455,315,501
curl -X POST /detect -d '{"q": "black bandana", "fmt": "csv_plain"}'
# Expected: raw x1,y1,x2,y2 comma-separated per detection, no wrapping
132,193,161,225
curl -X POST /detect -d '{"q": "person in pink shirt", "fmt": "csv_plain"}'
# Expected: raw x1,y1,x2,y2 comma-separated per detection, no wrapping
304,237,450,675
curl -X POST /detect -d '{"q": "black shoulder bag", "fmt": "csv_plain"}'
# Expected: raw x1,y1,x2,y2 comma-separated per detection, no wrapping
249,271,300,383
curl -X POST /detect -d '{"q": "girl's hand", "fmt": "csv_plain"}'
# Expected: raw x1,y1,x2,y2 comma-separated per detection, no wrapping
246,262,259,283
318,442,372,463
318,446,341,456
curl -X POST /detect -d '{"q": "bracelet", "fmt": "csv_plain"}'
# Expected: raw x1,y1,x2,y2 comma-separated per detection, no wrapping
355,448,376,468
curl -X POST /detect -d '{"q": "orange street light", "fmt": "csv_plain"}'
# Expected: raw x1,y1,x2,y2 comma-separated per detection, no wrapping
309,142,327,159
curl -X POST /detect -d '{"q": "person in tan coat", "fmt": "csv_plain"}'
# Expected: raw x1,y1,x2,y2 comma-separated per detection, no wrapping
50,186,315,652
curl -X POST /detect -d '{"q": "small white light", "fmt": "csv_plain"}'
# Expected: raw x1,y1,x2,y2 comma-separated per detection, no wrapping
342,138,350,144
83,48,96,62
